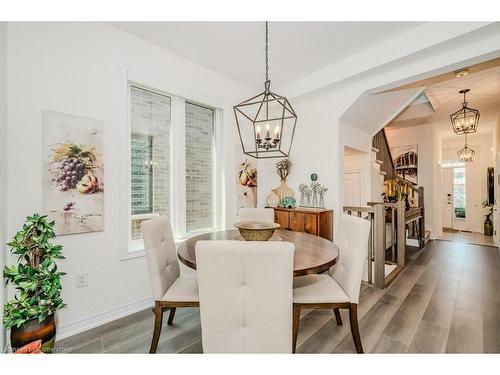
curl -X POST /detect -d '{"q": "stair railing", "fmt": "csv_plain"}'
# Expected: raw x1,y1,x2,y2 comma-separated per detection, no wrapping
404,181,425,247
373,128,426,248
343,200,405,288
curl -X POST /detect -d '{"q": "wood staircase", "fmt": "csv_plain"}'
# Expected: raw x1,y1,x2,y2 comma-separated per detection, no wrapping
372,129,396,180
372,128,430,248
343,128,430,289
408,230,431,248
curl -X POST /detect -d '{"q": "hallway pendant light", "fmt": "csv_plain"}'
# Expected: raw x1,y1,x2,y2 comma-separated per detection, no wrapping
233,21,298,159
450,89,480,135
457,134,475,162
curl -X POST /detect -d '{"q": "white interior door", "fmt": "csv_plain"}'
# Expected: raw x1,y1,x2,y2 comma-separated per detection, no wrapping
344,172,362,207
442,168,453,229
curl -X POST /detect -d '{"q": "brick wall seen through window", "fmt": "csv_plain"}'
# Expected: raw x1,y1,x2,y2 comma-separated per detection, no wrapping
185,102,215,232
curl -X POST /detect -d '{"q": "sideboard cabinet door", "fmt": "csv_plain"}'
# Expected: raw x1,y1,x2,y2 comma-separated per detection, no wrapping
275,210,290,230
290,212,318,236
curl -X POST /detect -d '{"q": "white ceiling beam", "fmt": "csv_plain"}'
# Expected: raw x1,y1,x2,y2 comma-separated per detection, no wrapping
276,22,494,99
341,87,425,135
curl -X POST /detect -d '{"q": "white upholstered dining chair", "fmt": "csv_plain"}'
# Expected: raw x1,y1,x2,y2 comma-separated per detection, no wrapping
141,216,199,353
238,207,275,223
195,240,295,353
292,214,371,353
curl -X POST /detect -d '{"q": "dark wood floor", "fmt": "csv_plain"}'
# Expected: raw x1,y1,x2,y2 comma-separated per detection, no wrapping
56,240,500,353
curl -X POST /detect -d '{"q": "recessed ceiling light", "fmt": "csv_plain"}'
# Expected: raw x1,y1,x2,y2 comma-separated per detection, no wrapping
455,68,470,78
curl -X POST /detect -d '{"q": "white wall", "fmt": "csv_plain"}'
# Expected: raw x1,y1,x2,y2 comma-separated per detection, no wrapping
432,125,444,238
0,22,7,350
281,90,344,213
5,22,253,339
385,124,435,235
442,133,494,233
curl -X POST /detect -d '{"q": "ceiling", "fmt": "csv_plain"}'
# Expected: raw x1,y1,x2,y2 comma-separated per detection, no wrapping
388,63,500,136
425,65,500,113
111,22,423,89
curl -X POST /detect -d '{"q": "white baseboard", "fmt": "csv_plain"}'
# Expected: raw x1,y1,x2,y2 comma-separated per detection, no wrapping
56,296,154,341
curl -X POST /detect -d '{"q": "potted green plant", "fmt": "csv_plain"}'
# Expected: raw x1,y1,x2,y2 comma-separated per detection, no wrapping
3,214,66,352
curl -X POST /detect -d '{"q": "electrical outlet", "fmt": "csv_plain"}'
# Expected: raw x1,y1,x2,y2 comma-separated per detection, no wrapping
76,272,88,288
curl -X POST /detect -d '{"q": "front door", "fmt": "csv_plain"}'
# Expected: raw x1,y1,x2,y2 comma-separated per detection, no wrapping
442,166,467,231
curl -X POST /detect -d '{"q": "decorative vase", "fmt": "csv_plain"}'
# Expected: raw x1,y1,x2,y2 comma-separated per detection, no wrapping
11,314,56,353
274,180,295,201
310,182,319,207
266,191,280,208
250,186,257,208
305,191,311,207
319,192,325,209
484,214,493,236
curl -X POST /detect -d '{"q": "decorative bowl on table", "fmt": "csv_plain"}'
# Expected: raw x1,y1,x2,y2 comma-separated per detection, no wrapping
234,221,281,241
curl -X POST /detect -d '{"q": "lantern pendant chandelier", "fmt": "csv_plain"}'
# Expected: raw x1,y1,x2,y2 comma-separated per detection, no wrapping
233,21,298,159
457,133,475,162
450,89,480,135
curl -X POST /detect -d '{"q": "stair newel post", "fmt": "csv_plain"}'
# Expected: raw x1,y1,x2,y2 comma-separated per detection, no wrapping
396,199,406,268
418,186,425,248
367,211,374,285
390,206,396,263
373,203,386,289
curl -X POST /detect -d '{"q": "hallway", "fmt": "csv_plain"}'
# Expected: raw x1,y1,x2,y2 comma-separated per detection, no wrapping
439,229,495,247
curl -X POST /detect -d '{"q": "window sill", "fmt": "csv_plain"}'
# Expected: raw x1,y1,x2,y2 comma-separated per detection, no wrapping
120,250,146,261
131,213,159,221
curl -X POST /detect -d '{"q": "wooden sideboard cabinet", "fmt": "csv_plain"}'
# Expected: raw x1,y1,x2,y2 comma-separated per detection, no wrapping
273,207,333,241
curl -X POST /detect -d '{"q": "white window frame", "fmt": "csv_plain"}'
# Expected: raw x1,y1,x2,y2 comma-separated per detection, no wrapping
440,159,465,169
120,70,224,260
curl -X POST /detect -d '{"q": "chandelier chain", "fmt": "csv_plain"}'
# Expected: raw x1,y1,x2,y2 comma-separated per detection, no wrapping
265,21,269,82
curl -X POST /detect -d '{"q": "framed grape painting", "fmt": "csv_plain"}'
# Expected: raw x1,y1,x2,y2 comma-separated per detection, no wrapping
42,110,104,235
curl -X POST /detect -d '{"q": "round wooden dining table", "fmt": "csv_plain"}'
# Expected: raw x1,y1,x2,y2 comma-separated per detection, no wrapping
177,229,339,277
